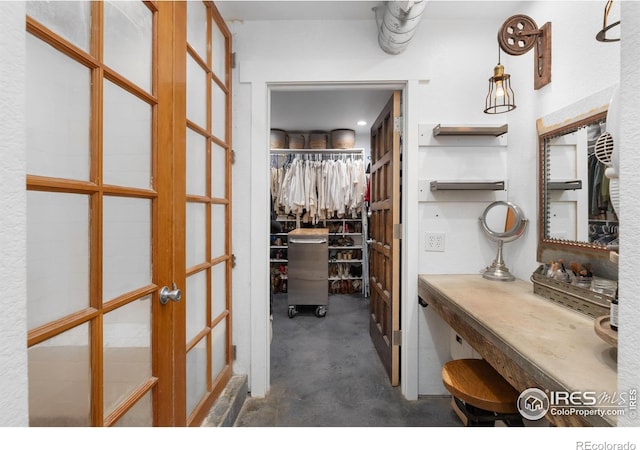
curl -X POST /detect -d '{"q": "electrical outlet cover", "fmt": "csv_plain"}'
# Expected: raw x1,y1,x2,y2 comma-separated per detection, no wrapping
425,233,445,252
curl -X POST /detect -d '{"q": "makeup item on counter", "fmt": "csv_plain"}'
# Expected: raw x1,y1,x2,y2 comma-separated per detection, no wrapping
610,289,618,331
552,259,570,282
569,261,593,288
545,261,555,277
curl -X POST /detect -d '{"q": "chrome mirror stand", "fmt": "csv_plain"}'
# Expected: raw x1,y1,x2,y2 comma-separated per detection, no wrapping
479,201,528,282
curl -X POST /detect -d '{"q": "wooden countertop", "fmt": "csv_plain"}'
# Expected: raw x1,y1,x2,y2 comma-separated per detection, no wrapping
288,228,328,237
418,274,618,427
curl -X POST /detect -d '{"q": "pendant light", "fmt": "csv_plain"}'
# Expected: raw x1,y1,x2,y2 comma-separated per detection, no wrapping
484,46,515,114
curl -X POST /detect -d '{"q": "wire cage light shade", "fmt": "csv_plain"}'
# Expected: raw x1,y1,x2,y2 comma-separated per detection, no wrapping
484,63,516,114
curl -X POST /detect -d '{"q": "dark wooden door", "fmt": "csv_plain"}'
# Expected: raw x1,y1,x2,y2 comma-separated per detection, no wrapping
368,91,402,385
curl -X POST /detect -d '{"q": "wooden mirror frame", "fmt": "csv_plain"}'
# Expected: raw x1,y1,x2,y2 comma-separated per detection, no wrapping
536,100,618,280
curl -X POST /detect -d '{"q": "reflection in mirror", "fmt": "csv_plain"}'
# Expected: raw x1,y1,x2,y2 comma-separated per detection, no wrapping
538,110,619,273
543,115,619,246
479,201,528,282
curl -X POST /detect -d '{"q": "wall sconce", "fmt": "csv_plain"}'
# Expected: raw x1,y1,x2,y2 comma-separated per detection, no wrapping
596,0,620,42
497,14,551,90
483,14,551,115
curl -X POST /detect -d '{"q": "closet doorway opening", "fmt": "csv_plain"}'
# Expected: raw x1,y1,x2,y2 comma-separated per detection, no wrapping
268,84,404,388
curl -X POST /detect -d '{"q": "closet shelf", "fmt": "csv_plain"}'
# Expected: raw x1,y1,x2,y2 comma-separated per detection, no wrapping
432,124,508,137
548,180,583,190
271,148,365,154
430,181,505,191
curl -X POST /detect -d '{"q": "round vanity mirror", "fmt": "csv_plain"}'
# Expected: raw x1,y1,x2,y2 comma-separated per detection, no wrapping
479,201,528,281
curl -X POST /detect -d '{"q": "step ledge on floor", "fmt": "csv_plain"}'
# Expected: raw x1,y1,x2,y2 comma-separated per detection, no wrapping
201,374,248,427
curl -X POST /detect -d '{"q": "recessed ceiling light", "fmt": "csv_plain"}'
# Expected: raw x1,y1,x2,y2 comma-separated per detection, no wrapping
357,120,367,126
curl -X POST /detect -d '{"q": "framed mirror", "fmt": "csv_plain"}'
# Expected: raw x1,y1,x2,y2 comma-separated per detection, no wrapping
537,91,619,279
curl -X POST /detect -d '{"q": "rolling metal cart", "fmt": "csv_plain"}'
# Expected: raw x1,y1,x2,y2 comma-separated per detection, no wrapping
287,228,329,318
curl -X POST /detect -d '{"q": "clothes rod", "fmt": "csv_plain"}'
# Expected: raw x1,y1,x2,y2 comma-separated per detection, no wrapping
270,148,365,155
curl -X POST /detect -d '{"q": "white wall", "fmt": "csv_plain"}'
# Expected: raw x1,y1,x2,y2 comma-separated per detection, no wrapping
618,0,640,428
416,1,622,392
226,8,530,397
0,1,29,427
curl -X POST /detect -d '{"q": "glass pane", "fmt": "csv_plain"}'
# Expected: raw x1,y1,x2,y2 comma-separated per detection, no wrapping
187,53,207,127
29,323,90,426
187,202,207,268
186,271,207,343
26,34,90,181
103,79,152,189
112,390,152,427
211,81,226,140
186,339,207,416
211,142,226,199
103,296,152,418
103,0,152,92
27,192,89,329
103,197,152,301
187,0,207,60
211,204,226,259
26,1,91,52
187,128,207,197
211,21,226,82
211,321,227,382
211,262,226,320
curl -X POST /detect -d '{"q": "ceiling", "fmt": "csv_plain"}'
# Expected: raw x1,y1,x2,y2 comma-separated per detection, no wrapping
215,1,526,133
270,87,395,132
214,1,527,22
215,1,385,21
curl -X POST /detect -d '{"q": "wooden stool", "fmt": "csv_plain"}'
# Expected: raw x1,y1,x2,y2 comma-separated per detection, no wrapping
442,358,524,427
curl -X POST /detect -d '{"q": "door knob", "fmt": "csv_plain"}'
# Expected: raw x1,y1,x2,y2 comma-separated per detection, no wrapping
160,283,182,305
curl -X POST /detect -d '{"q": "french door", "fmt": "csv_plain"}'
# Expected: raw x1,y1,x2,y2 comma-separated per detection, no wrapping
369,91,402,386
25,1,233,427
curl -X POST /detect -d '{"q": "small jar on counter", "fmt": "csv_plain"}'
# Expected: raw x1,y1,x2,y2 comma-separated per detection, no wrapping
591,278,617,297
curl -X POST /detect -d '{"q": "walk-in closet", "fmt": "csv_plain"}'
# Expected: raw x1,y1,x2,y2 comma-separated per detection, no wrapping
270,147,369,300
267,87,395,379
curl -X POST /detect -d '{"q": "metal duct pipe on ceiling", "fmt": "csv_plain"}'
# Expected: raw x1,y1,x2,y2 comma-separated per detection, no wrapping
377,1,428,55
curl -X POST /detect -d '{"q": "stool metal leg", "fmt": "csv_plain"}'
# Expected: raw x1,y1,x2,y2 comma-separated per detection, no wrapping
453,397,524,427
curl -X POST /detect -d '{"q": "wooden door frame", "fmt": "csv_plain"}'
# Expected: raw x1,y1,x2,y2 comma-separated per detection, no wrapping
157,0,186,426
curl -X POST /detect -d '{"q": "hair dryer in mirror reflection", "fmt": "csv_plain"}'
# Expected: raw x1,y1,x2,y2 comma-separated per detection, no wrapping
479,201,528,282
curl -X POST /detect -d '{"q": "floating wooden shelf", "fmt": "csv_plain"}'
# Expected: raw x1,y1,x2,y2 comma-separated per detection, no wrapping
430,181,505,191
432,124,508,137
548,180,583,190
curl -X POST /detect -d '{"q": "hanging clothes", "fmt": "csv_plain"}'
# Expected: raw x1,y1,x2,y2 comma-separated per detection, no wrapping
271,152,366,224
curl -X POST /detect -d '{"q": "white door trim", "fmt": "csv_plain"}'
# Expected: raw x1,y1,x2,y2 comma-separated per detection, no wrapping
241,62,422,400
